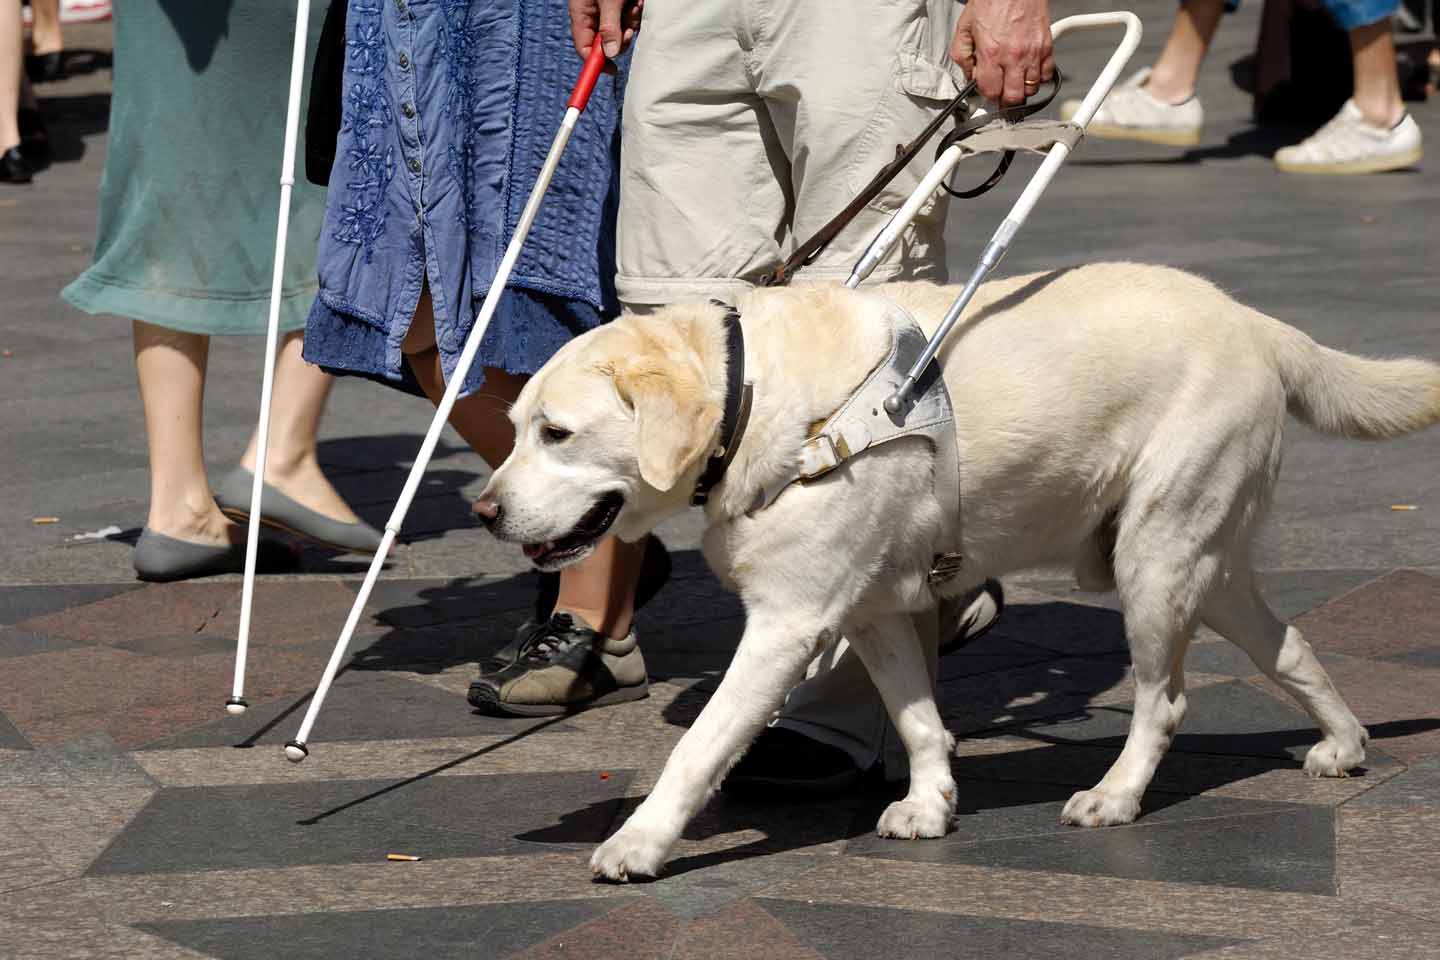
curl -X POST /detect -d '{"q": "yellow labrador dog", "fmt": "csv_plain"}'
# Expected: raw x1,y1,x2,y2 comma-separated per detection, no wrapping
473,263,1440,882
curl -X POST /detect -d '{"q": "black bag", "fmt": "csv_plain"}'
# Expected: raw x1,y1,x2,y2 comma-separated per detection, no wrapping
305,0,347,187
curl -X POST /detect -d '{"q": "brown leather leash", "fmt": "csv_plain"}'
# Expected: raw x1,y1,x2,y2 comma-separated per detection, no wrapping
757,70,1063,289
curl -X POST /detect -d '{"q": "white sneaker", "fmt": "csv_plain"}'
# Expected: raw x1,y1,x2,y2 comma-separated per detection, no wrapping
1274,100,1423,175
1060,68,1204,147
59,0,112,24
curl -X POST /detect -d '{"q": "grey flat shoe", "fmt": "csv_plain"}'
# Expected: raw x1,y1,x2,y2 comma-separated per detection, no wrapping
213,468,383,555
132,528,297,583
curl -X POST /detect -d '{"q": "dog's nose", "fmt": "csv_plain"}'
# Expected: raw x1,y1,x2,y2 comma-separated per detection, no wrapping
472,496,502,527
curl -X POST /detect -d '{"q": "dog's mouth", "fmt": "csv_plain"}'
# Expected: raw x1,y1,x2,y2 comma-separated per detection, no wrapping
521,491,625,567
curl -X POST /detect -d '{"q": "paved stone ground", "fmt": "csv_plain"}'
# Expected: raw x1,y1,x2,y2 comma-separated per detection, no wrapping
3,4,1440,958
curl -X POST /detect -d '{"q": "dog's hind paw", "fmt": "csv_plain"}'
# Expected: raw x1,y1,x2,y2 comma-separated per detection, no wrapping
1060,788,1140,827
589,823,671,883
877,798,952,839
1303,734,1366,778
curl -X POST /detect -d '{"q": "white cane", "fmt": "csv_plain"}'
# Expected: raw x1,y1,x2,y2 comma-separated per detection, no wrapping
227,0,317,717
282,42,612,761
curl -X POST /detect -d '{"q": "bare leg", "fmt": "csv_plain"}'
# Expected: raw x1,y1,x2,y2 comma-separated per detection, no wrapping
1,0,22,152
27,0,61,56
1349,19,1404,128
1145,0,1226,103
132,321,236,546
238,331,360,523
402,288,645,638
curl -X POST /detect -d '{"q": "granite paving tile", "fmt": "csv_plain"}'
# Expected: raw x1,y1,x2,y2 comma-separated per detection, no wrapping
642,852,835,921
196,580,388,644
1345,756,1440,808
1337,806,1440,923
0,733,157,786
761,857,1346,940
847,789,1336,893
978,596,1131,658
0,625,82,659
948,736,1395,806
506,899,683,960
1152,907,1440,960
139,670,554,751
1249,657,1440,764
139,899,630,960
669,899,826,960
1,854,638,928
0,582,142,626
937,656,1132,735
1019,679,1327,763
87,770,636,875
758,899,1245,960
1381,644,1440,671
15,582,238,643
358,575,539,628
0,707,31,751
1291,569,1440,660
0,912,217,960
0,785,156,882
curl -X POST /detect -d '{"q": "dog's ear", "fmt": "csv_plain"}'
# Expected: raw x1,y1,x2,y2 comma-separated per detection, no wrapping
612,361,722,493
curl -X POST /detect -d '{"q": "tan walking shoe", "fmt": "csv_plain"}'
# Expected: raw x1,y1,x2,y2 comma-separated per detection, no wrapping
467,612,649,717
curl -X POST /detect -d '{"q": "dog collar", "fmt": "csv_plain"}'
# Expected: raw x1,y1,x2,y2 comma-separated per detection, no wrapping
692,305,754,506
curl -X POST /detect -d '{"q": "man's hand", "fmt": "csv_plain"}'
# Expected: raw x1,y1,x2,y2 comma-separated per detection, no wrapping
951,0,1054,108
569,0,644,63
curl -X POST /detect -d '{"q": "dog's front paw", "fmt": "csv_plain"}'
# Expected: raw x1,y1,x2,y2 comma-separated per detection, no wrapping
589,823,672,883
1303,733,1366,778
877,798,952,839
1060,788,1140,827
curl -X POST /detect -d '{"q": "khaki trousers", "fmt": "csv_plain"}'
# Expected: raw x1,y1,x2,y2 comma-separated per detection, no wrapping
617,0,965,307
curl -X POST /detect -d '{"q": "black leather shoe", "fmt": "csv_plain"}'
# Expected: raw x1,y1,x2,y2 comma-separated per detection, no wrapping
25,51,64,83
18,109,50,162
1,147,33,185
721,726,867,798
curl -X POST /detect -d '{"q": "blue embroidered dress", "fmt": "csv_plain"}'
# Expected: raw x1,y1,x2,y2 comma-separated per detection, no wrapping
303,0,625,397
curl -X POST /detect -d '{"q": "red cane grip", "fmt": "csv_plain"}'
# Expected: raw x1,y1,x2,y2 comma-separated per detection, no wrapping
568,42,608,112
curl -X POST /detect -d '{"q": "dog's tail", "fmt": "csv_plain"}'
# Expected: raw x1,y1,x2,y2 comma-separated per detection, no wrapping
1264,317,1440,439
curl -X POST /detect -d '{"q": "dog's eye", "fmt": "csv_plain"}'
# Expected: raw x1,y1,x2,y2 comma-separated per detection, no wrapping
540,425,573,444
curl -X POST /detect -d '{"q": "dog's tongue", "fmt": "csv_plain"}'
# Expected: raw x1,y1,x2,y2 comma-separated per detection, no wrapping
522,542,552,561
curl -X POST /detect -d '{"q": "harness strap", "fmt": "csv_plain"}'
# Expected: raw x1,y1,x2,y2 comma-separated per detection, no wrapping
755,300,964,578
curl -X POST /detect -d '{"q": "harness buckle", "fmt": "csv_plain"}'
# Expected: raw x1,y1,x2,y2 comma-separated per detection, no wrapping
797,433,849,481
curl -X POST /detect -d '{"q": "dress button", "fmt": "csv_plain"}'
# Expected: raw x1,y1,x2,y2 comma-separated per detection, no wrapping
398,51,410,69
402,103,415,118
408,158,421,174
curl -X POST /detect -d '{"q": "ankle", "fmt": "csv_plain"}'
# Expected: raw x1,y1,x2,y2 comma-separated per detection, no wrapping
556,605,634,641
1352,94,1403,129
147,498,232,543
1142,70,1196,105
242,447,317,482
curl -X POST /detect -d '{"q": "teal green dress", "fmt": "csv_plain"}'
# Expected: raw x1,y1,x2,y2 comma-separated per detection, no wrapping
63,0,329,335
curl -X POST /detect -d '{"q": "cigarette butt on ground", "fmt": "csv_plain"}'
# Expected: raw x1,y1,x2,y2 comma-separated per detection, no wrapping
32,516,59,524
599,772,611,780
386,853,422,862
1391,505,1419,512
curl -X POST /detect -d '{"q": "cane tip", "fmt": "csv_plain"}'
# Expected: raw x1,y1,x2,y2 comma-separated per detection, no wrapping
225,696,249,717
284,740,309,763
